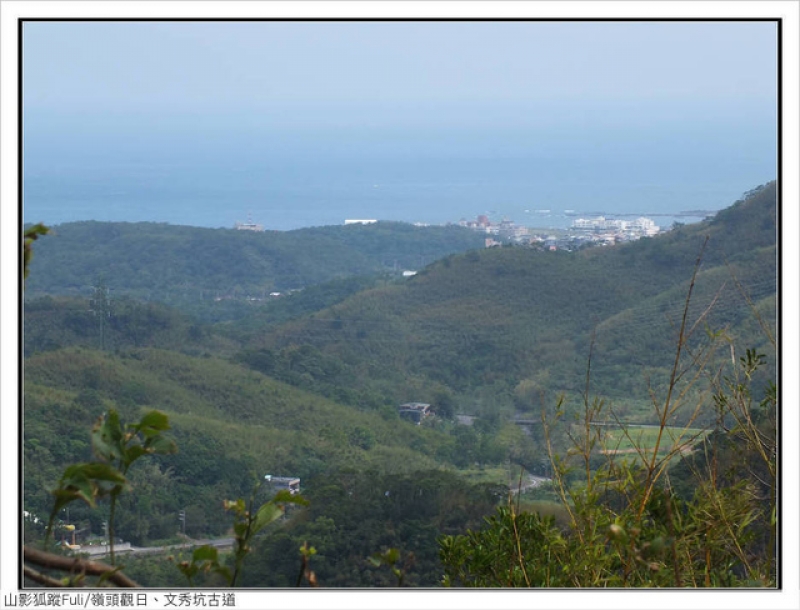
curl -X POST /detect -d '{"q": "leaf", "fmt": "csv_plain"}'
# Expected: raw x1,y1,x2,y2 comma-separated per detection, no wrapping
51,488,94,512
299,545,317,557
192,545,219,563
370,548,400,566
175,560,199,581
213,565,233,586
23,224,49,280
96,566,125,587
76,462,128,484
271,489,309,506
134,411,171,436
233,522,248,538
224,499,246,515
144,435,178,455
251,502,284,536
50,462,128,517
91,410,125,462
125,445,149,463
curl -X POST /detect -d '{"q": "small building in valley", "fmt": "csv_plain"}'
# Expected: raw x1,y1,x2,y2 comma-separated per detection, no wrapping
264,475,301,495
398,402,432,425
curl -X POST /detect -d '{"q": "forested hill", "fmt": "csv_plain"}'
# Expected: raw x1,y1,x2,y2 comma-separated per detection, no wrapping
21,182,777,587
23,345,458,536
239,182,777,421
23,220,486,318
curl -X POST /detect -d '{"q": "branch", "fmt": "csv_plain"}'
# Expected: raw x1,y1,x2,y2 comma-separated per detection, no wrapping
23,565,67,587
638,236,709,519
23,545,139,587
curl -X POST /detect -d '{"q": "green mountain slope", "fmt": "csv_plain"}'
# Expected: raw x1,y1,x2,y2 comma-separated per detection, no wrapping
23,295,239,358
24,221,486,321
21,182,777,586
23,346,456,543
239,183,777,421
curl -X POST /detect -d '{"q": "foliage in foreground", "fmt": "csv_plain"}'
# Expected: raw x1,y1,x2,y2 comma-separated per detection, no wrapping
439,264,777,588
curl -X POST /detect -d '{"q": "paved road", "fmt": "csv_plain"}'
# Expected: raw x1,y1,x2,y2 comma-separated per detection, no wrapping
80,537,235,558
509,475,552,494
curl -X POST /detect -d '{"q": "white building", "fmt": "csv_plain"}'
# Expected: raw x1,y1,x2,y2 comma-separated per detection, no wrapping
234,221,264,231
629,217,660,236
572,215,659,237
264,475,301,495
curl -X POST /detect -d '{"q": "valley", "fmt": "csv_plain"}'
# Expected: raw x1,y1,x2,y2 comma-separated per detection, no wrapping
22,182,778,587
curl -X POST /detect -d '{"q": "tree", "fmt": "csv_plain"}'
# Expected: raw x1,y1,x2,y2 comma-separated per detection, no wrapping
439,244,777,588
23,223,49,282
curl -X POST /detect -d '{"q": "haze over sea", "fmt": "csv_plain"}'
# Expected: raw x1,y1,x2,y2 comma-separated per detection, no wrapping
23,119,775,232
21,21,777,232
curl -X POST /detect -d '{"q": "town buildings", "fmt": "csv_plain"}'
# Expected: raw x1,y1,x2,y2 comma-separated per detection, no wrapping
571,216,660,237
459,213,661,250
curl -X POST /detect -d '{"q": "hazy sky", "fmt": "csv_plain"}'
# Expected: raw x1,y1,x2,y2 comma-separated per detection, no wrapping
23,20,777,130
21,18,778,231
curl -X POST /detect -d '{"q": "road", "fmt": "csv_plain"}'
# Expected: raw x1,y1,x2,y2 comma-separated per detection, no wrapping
80,537,235,558
509,474,552,494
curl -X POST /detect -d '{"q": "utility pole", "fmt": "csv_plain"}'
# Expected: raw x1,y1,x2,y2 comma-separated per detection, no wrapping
178,509,186,540
90,281,112,350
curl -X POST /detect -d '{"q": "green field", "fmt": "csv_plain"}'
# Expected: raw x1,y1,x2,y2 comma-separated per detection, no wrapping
595,424,709,457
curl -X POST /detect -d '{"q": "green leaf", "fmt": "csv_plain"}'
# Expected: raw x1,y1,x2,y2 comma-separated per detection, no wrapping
192,545,219,563
233,522,248,538
251,502,284,536
125,445,149,463
271,490,309,506
75,462,127,484
144,435,178,455
51,463,128,514
135,410,171,436
91,410,125,462
214,565,233,585
23,224,49,280
176,561,199,581
96,567,125,587
224,499,246,515
370,548,400,566
51,488,94,512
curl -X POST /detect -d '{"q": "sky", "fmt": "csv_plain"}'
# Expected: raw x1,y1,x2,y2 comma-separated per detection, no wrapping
22,20,777,221
23,20,777,130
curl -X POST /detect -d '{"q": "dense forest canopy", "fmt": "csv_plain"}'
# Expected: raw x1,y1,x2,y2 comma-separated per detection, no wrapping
23,221,486,321
23,182,778,588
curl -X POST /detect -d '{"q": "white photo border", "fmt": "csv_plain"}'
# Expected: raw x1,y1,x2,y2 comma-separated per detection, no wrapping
2,2,797,609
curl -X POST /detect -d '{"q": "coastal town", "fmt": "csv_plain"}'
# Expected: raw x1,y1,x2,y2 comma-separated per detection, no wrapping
235,210,673,254
337,212,669,250
237,212,664,249
456,213,662,250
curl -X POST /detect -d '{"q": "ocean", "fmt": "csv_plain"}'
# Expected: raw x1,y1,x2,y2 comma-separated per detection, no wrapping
22,124,776,232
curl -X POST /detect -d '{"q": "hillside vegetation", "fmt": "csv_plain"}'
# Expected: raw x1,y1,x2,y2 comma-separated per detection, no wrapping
22,182,777,587
239,182,776,422
24,221,486,321
24,346,457,542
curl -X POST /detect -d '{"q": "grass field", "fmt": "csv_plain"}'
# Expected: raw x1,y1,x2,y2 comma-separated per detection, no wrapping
453,465,512,488
594,424,709,457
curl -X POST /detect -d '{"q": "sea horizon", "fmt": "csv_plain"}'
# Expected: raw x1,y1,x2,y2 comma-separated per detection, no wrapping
22,126,775,233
